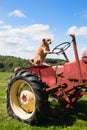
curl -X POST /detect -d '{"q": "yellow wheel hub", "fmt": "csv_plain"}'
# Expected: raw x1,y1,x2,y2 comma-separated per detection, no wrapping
10,80,36,120
19,89,35,113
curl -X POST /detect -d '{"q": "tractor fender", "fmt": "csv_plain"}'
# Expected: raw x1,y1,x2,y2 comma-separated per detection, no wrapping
28,66,56,87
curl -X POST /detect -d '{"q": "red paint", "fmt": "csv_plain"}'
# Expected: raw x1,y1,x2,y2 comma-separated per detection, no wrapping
28,35,87,108
28,66,56,86
22,95,27,102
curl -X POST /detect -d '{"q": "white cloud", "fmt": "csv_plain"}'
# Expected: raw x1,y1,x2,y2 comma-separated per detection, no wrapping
82,10,87,18
67,26,87,37
0,23,54,59
22,24,54,41
2,25,12,29
8,9,26,18
67,26,87,61
74,10,87,19
84,14,87,18
0,20,4,24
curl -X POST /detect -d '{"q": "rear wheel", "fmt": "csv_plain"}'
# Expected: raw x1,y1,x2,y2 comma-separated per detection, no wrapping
7,70,49,125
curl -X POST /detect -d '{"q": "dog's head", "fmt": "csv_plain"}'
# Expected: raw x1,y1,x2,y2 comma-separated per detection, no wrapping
42,38,52,45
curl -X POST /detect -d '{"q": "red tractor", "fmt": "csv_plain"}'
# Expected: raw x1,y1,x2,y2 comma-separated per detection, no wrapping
6,35,87,125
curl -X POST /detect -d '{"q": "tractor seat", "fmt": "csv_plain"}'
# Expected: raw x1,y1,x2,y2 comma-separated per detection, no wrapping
29,59,51,66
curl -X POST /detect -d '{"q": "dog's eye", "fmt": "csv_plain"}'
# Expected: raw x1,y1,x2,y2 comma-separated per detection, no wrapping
47,39,50,41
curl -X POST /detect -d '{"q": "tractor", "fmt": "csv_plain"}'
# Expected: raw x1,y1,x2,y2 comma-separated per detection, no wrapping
6,35,87,125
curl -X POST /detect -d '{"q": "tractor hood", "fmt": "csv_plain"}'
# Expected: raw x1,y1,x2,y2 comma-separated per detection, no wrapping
53,59,87,81
61,60,87,80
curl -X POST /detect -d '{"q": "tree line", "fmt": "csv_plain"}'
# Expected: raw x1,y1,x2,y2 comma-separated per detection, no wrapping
0,55,31,72
0,55,66,72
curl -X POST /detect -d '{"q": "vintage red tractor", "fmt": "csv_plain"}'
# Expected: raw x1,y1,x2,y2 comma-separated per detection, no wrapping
6,35,87,125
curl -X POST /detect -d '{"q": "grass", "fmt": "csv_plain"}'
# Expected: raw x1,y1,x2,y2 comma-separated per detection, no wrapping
0,72,87,130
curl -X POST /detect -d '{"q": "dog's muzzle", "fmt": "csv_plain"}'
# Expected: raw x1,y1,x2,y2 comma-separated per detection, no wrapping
47,41,52,44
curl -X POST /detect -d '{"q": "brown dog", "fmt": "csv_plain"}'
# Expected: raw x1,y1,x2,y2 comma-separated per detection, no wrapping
34,38,52,65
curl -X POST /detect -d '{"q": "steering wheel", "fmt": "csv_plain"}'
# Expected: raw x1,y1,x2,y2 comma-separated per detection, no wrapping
52,42,71,54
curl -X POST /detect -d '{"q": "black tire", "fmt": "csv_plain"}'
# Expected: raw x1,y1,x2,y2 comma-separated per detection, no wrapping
6,69,49,125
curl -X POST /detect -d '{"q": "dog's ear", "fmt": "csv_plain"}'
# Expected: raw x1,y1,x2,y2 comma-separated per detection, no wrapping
42,39,45,42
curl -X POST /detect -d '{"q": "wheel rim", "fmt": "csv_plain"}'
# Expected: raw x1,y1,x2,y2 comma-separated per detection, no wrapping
10,79,36,120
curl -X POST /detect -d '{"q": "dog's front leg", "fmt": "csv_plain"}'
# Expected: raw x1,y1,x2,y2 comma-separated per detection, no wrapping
43,48,52,54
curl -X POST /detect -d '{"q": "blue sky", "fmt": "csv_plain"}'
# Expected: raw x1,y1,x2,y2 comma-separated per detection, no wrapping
0,0,87,60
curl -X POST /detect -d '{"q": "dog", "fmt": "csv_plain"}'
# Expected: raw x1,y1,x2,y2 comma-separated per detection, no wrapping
34,38,52,65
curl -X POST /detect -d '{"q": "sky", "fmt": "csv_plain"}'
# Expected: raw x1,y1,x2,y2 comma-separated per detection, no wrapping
0,0,87,61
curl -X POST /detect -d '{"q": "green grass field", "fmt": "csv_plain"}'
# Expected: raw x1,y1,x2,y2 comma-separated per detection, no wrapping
0,72,87,130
